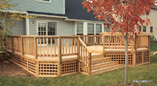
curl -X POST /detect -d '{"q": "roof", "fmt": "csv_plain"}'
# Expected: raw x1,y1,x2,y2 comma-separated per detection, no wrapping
27,0,99,21
27,11,66,16
65,0,98,21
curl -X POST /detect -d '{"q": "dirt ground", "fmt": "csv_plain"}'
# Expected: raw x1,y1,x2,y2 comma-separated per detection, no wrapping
0,60,35,78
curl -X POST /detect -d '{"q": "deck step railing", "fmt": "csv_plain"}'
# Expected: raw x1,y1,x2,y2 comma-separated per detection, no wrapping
80,35,101,45
78,37,92,75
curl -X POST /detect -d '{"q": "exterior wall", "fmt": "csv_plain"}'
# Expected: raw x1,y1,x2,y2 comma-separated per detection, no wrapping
10,0,65,14
29,17,75,36
141,9,157,35
10,19,26,35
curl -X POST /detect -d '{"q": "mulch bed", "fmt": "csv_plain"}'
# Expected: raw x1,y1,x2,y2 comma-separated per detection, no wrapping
0,60,35,78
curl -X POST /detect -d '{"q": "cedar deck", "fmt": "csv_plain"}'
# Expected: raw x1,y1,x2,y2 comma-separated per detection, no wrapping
6,32,150,77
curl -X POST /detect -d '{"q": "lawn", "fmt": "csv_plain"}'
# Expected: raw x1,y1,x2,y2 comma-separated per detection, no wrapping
150,42,157,52
0,43,157,86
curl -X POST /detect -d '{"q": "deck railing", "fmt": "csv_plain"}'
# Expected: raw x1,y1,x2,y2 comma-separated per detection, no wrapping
101,32,150,49
100,32,135,50
61,36,78,56
80,35,101,45
6,35,92,75
78,38,91,75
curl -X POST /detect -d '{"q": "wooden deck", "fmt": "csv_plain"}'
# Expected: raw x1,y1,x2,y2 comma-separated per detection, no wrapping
6,32,150,77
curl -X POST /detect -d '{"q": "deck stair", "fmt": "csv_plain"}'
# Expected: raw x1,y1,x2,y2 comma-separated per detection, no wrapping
90,56,124,75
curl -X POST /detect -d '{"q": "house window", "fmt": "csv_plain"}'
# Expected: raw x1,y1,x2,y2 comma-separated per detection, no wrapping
150,26,153,33
36,0,51,3
143,26,146,32
96,24,102,35
146,10,149,15
88,23,94,35
77,23,83,35
139,26,141,31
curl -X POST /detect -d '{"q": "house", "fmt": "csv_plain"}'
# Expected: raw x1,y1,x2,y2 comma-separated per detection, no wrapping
9,0,109,36
4,0,151,77
140,5,157,37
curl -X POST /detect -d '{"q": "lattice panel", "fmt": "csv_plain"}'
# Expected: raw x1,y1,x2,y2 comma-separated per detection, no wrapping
62,61,78,74
136,52,142,64
104,52,133,65
39,62,58,76
144,51,149,62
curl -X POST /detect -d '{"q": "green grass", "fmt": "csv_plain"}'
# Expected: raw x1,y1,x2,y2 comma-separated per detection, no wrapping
0,55,157,86
150,43,157,52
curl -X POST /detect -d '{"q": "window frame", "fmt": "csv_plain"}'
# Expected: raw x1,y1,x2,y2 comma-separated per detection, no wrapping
87,23,94,35
150,26,153,33
143,26,146,32
76,23,84,35
146,10,149,15
36,0,51,3
96,24,102,35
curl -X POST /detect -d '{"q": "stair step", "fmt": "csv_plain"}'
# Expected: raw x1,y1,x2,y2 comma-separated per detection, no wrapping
91,64,124,75
92,55,104,59
92,61,119,70
92,57,112,64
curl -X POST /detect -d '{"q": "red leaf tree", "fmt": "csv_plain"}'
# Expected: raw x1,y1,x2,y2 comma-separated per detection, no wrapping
82,0,154,85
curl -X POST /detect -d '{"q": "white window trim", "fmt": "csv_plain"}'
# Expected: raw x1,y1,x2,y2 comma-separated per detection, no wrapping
75,22,103,35
36,0,51,3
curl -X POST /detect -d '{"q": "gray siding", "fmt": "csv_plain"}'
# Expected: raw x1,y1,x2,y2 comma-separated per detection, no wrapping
10,19,26,35
29,17,75,36
10,0,65,14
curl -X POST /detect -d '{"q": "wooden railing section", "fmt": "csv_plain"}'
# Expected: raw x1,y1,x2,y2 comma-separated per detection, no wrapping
61,36,78,56
80,35,100,45
136,35,149,48
100,32,135,50
36,36,59,57
78,38,91,75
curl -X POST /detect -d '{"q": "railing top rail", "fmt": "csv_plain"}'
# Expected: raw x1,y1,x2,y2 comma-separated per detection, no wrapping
78,37,92,53
100,32,152,36
79,35,100,36
8,35,79,38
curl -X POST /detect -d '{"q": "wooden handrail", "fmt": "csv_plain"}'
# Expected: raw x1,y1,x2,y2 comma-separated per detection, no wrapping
78,37,92,75
78,38,91,53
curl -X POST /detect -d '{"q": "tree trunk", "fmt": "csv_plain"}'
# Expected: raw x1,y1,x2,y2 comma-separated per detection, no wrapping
125,33,128,86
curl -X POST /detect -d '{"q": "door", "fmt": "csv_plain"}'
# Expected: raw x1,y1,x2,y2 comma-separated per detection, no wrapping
47,22,56,44
37,22,47,46
37,21,56,45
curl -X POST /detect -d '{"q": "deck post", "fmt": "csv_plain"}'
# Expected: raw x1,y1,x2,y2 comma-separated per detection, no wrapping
34,37,38,59
36,61,39,77
99,34,102,44
12,37,14,53
133,33,137,66
148,36,150,63
58,36,62,76
102,35,105,55
77,37,80,72
88,52,91,75
21,36,24,55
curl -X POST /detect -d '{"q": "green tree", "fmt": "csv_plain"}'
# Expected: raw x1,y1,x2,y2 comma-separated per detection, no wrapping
0,0,30,59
